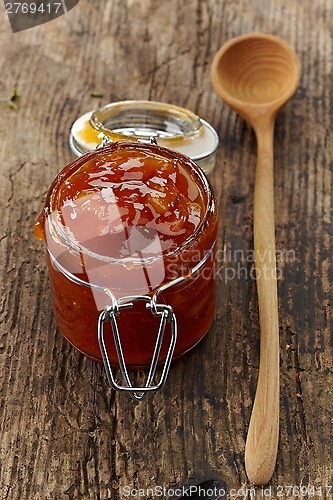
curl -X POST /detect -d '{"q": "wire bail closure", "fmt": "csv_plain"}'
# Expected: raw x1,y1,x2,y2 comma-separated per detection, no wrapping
95,237,215,400
49,238,215,401
96,134,158,149
98,296,177,401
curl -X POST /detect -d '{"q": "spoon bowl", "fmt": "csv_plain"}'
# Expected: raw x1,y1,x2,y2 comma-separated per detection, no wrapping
211,33,300,485
212,33,300,128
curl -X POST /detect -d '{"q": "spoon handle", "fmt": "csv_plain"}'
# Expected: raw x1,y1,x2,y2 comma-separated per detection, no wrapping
245,122,279,485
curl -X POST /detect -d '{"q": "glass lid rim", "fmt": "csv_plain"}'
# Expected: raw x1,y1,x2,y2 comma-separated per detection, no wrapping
90,100,203,142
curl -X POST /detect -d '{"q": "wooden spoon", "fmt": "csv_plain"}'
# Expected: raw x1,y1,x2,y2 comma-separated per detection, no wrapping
211,33,300,485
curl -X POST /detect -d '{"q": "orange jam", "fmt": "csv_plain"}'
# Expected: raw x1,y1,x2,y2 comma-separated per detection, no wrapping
35,142,218,368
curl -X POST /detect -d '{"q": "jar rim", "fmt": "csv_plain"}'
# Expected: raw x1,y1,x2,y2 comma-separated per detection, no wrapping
45,141,216,266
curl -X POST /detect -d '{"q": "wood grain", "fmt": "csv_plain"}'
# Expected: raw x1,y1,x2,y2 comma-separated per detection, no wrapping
0,0,332,499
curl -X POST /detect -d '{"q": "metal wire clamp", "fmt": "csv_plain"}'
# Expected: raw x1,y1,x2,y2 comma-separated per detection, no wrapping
98,296,177,401
49,238,215,401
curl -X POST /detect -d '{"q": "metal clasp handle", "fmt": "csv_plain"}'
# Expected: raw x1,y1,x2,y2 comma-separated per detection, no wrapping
96,135,158,150
98,296,177,401
49,241,216,401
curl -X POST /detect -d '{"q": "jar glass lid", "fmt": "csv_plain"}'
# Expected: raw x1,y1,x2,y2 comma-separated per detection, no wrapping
69,100,219,175
90,100,202,141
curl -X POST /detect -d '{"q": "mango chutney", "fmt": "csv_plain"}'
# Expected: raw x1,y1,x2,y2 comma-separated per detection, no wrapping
35,141,218,372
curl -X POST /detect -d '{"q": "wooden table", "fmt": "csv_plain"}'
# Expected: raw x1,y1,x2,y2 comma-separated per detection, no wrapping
0,1,332,498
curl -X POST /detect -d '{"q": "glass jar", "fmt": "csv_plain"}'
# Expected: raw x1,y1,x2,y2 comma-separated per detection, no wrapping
35,141,218,399
69,100,219,175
